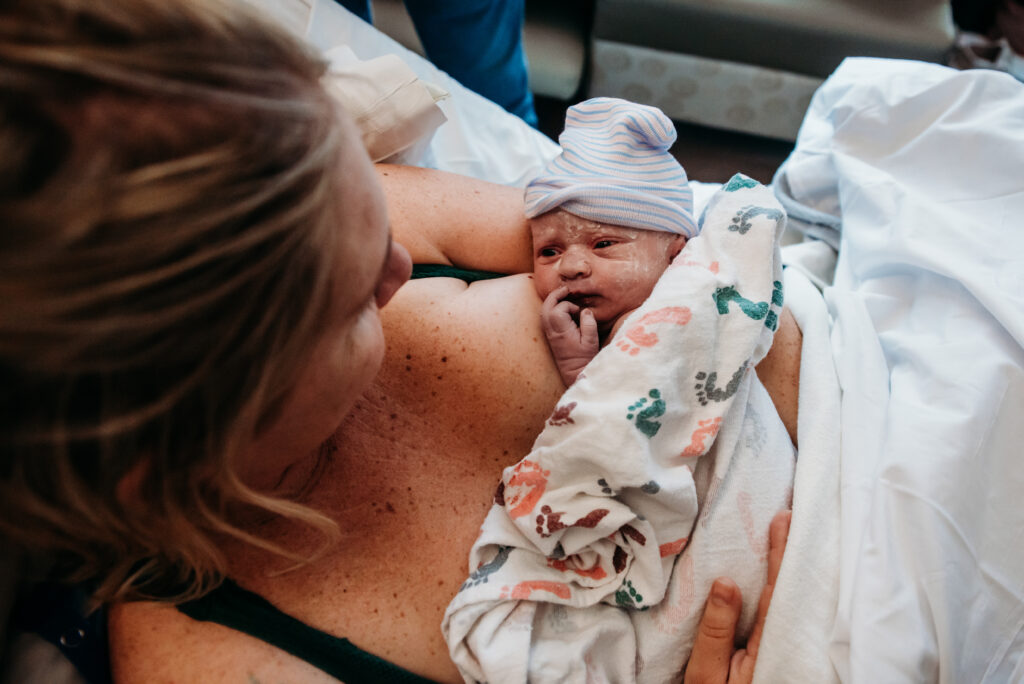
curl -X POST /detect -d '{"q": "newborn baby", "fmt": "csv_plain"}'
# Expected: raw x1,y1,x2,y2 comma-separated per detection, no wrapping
444,98,795,683
525,98,696,385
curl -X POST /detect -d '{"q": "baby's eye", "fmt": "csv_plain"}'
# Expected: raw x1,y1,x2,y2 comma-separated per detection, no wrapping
539,247,559,257
594,240,617,249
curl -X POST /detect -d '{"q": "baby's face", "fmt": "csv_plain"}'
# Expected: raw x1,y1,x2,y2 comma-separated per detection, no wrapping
530,210,685,332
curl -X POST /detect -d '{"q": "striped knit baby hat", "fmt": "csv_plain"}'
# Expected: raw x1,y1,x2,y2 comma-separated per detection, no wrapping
524,97,698,237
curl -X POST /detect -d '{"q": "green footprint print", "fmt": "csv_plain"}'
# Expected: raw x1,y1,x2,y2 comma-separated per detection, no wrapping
627,389,665,438
722,174,758,192
712,280,784,331
764,281,784,331
614,579,648,610
728,205,785,235
713,286,769,320
695,362,748,406
460,545,512,591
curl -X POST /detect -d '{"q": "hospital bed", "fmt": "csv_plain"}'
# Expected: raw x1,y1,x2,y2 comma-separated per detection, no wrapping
294,2,1024,682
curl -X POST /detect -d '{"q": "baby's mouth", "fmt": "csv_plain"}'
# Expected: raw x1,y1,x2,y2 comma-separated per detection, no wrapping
564,291,599,307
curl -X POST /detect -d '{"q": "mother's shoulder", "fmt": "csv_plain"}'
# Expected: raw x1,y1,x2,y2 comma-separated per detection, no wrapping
376,272,564,434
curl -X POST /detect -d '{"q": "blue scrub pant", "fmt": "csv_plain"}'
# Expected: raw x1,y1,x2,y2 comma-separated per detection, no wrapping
336,0,538,127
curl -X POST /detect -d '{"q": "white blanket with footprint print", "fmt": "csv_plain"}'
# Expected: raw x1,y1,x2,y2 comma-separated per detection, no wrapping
443,177,796,683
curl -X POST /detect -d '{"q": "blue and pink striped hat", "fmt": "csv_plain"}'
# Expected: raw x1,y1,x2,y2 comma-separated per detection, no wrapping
524,97,698,238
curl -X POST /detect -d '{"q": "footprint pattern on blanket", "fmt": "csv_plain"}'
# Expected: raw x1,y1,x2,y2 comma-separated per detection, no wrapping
712,280,783,331
742,404,767,455
723,174,759,192
737,491,768,559
460,545,513,591
658,537,688,558
547,555,608,580
766,280,784,330
712,285,768,320
627,389,665,437
615,306,692,356
546,605,577,634
640,480,660,494
728,205,785,235
548,401,577,426
694,363,748,407
500,580,571,600
654,553,695,635
535,504,610,538
668,258,719,274
505,460,551,519
681,417,723,457
614,579,648,609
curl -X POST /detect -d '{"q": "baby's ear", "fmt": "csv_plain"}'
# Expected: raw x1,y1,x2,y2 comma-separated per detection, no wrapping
668,235,687,260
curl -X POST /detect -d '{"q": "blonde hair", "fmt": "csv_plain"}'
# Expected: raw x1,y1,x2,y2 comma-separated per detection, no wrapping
0,0,352,602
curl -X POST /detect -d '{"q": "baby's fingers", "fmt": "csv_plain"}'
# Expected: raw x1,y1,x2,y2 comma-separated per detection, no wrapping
543,302,580,333
542,286,570,312
579,309,599,351
542,291,580,333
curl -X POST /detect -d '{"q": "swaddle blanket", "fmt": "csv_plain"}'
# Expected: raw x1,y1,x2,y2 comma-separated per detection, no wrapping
443,177,795,683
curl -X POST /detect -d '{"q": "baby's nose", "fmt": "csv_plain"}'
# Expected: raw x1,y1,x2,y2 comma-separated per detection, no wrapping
558,248,591,279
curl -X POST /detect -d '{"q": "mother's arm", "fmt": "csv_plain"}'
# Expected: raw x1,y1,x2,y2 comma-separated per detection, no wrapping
376,164,533,273
758,307,801,447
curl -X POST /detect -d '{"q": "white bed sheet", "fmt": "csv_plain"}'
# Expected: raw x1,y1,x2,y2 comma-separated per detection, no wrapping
776,58,1024,683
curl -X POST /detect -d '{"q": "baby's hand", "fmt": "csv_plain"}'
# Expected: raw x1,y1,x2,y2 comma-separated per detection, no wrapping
541,286,599,386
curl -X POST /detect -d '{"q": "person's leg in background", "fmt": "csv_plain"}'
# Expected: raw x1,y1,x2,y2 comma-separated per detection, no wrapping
403,0,538,127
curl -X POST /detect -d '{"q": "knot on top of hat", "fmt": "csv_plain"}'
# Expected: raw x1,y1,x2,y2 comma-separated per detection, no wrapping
524,97,699,238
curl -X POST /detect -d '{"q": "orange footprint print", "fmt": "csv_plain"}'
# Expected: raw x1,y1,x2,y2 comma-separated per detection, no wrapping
615,306,693,356
654,553,695,635
669,258,720,274
499,580,572,600
737,491,768,558
658,537,688,558
547,556,608,580
680,417,722,457
505,460,551,519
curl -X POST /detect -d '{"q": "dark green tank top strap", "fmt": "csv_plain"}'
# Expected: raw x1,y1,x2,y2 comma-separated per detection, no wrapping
411,263,505,282
177,579,438,684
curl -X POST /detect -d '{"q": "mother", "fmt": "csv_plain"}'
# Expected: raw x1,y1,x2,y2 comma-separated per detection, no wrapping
0,0,798,682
